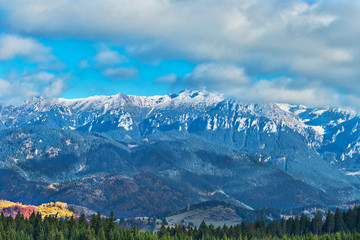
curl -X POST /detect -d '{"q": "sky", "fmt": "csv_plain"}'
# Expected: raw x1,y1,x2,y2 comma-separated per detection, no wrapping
0,0,359,109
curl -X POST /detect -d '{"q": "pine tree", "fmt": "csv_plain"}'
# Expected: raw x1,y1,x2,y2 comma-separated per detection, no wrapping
324,210,335,235
246,221,255,239
199,220,208,239
97,228,106,240
57,231,65,240
234,224,242,239
334,208,345,233
293,216,300,236
84,226,95,240
344,208,355,232
47,227,57,240
260,218,266,237
158,224,167,238
105,210,116,237
90,212,102,235
240,222,246,238
78,213,87,229
312,211,322,235
299,213,308,236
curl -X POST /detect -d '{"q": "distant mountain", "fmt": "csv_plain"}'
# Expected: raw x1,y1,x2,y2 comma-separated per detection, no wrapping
0,126,336,216
1,90,360,216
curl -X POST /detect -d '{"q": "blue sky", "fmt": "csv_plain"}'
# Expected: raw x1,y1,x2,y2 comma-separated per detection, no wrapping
0,37,193,99
0,0,359,109
37,39,195,98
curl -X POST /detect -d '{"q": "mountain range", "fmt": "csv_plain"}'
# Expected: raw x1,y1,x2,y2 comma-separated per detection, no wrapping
1,90,360,217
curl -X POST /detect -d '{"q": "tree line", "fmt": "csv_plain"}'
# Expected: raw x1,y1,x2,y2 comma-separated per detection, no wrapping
1,206,360,239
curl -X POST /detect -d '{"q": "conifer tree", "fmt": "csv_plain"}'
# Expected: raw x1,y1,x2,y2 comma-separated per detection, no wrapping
344,207,355,232
312,211,322,235
97,228,106,240
293,216,300,236
199,220,208,239
246,221,255,239
78,213,87,229
324,210,335,235
334,208,346,233
159,224,167,238
299,213,308,236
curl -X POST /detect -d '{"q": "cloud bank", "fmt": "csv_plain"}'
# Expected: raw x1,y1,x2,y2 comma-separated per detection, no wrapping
169,63,360,110
0,72,67,104
93,48,128,67
0,34,53,63
0,0,359,108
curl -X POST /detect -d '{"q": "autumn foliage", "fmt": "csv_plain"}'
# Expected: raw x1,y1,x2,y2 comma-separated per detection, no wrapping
0,200,75,218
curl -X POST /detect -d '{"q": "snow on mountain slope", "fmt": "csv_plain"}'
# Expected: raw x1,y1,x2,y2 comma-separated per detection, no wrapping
0,90,314,135
1,90,360,202
0,90,358,159
0,90,358,166
284,105,360,172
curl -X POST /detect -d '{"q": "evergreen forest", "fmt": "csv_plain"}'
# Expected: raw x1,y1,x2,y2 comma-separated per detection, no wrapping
2,207,360,240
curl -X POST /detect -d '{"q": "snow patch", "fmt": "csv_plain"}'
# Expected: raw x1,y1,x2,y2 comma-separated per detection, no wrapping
117,112,133,130
311,126,325,135
346,171,360,176
337,119,345,124
313,109,326,116
263,122,277,133
235,117,248,131
128,144,139,149
276,103,291,112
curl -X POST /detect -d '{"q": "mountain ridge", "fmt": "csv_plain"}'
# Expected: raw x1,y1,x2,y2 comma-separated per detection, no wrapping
1,90,360,216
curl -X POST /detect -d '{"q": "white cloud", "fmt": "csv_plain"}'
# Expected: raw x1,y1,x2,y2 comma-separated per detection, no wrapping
1,1,358,82
0,72,67,104
78,47,134,79
0,0,360,107
94,49,128,67
176,63,250,95
103,67,138,80
22,72,56,83
232,78,335,106
155,73,178,83
42,79,66,97
186,63,250,86
170,63,360,110
0,34,54,63
234,78,360,111
0,79,12,96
